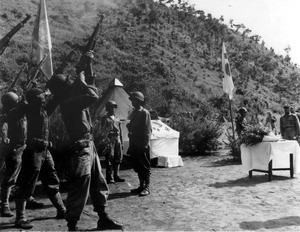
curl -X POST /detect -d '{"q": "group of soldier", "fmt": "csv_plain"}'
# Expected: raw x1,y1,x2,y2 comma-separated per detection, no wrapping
0,51,152,231
236,104,300,140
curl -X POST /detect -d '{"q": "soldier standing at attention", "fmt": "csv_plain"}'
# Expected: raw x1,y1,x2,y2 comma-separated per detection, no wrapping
0,92,44,218
127,91,152,197
46,51,123,231
13,88,66,229
100,101,125,184
280,105,300,140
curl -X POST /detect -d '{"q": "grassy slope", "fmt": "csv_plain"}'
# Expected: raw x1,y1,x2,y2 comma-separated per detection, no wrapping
1,0,299,119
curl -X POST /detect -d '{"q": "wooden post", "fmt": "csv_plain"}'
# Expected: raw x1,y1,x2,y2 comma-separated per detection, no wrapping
229,98,236,141
290,153,294,178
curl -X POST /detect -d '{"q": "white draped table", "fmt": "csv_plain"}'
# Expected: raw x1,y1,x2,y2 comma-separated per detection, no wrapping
241,140,300,181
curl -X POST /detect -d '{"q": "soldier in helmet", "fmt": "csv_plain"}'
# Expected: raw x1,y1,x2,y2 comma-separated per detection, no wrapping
280,105,300,140
127,91,152,196
46,51,123,231
236,107,248,137
100,100,125,184
0,92,44,218
13,88,66,229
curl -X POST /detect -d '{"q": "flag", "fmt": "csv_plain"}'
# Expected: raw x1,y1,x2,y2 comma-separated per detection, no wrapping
32,0,53,79
222,42,234,99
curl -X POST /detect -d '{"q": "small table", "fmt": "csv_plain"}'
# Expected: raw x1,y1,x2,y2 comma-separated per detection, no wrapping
241,140,300,181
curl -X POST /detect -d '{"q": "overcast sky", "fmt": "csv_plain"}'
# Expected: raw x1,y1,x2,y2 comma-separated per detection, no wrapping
187,0,300,66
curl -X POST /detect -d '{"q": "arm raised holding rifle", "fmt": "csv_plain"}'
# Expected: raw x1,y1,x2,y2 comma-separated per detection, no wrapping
76,14,105,85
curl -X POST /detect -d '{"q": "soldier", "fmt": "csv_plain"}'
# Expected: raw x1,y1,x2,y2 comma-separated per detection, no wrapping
46,53,123,231
236,107,248,137
127,91,152,197
13,88,66,229
264,111,277,134
0,92,43,218
100,100,125,184
280,105,300,140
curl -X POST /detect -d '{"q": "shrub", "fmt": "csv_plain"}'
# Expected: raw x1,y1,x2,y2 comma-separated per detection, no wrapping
171,106,223,156
192,119,223,155
223,129,241,161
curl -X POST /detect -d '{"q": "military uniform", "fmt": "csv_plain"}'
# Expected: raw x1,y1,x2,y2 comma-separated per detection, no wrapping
60,82,110,228
0,102,27,217
280,113,300,140
236,115,247,137
127,106,152,194
14,90,65,229
100,113,124,183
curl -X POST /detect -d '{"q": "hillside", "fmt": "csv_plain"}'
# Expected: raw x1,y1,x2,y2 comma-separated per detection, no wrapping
1,0,300,119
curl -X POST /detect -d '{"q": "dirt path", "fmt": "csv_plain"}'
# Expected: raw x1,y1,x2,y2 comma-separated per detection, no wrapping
1,152,300,231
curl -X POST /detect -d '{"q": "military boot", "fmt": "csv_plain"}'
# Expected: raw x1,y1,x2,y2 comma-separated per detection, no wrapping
1,185,14,217
113,164,125,182
97,210,123,230
49,192,66,219
106,165,115,184
131,173,144,194
15,199,33,229
139,172,150,197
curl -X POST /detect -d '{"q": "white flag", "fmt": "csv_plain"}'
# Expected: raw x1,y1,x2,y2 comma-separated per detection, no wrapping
32,0,53,79
222,42,234,99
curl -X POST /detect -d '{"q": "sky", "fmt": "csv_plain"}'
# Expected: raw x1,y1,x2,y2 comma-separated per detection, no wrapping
188,0,300,66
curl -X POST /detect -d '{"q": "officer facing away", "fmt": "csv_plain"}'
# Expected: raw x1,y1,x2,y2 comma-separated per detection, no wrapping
127,91,152,197
46,68,123,230
100,100,125,184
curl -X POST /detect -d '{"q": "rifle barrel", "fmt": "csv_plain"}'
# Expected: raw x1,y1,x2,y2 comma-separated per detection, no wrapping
0,14,31,55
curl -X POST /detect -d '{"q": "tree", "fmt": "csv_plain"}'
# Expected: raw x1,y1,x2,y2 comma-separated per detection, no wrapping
233,23,245,33
284,45,291,62
242,28,251,41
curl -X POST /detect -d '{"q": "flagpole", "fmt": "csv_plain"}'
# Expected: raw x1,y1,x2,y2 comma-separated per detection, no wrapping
229,98,236,141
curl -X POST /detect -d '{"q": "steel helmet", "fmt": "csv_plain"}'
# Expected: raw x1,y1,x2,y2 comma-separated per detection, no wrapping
46,74,68,94
238,107,248,113
129,91,144,102
106,100,118,110
26,88,43,104
1,92,18,108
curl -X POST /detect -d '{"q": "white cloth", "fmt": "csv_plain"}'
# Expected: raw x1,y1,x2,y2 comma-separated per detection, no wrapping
157,156,184,168
241,140,300,174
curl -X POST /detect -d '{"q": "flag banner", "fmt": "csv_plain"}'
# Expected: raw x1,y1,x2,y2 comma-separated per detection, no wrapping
32,0,53,79
222,42,234,99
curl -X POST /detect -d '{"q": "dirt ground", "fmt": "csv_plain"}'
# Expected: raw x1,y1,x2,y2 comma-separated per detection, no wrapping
1,151,300,231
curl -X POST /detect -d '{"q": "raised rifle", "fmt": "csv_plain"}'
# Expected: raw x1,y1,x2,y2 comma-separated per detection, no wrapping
77,14,105,84
25,54,48,91
8,64,26,92
53,50,75,76
0,14,31,55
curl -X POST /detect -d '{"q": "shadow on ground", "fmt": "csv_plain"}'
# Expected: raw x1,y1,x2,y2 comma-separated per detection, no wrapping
209,175,291,188
240,216,300,230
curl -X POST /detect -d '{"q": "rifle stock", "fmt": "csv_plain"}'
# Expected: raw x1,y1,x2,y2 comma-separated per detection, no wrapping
25,54,48,91
0,14,31,55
